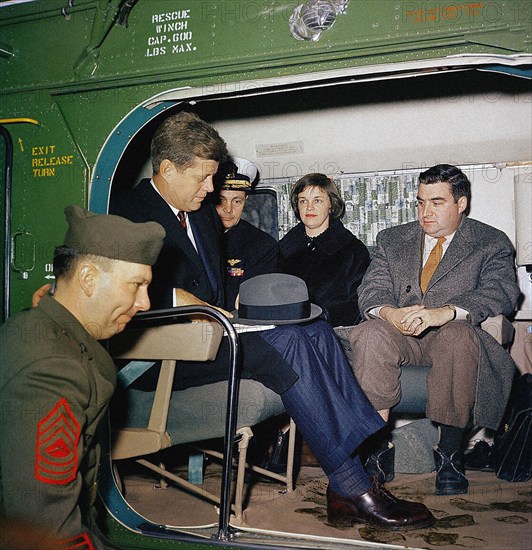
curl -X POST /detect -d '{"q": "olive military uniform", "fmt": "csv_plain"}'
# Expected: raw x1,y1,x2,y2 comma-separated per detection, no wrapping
0,296,116,549
0,205,164,549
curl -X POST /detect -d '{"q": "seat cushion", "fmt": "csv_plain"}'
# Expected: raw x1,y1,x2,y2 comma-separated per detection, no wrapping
116,380,285,444
393,364,430,414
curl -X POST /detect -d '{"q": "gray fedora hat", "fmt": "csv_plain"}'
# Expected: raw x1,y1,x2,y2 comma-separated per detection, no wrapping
232,273,322,325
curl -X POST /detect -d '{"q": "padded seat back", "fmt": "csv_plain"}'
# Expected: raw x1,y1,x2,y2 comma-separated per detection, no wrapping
108,320,284,458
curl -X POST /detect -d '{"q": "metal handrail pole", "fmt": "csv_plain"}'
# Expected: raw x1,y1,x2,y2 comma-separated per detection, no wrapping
128,306,241,540
0,125,13,322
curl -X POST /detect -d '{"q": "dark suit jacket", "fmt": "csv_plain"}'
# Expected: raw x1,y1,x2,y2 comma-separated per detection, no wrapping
110,180,297,393
111,179,225,309
358,216,520,429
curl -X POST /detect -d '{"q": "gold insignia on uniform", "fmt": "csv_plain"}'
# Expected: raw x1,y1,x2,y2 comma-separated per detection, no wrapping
227,258,241,267
224,178,252,189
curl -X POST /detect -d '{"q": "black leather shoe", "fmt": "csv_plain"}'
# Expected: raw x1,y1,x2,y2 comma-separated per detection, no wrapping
464,440,495,472
267,429,290,474
245,429,301,484
364,442,395,484
327,483,435,531
434,446,469,495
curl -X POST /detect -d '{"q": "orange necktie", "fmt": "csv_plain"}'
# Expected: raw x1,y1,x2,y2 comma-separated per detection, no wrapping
420,237,445,293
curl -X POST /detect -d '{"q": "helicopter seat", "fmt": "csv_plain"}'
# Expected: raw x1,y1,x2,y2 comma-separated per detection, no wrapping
108,319,296,523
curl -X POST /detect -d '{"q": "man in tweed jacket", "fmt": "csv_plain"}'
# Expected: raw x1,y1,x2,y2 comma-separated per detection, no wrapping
348,164,520,496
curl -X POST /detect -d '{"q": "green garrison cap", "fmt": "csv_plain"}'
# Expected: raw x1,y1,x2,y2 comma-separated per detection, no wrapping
63,205,165,266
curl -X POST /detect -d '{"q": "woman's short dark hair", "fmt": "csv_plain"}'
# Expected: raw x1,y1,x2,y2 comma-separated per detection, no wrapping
418,164,471,206
151,111,228,173
290,173,345,221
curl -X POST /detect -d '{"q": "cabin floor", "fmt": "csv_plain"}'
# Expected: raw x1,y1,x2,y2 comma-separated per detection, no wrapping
114,443,531,550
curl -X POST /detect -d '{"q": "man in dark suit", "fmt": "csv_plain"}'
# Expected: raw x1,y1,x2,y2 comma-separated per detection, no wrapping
110,111,434,531
348,164,520,495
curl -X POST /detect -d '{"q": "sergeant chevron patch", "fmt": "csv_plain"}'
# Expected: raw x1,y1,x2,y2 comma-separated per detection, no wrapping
63,533,95,549
35,397,80,484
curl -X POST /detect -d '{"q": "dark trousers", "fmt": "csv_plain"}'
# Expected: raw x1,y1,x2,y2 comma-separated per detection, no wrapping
259,320,384,475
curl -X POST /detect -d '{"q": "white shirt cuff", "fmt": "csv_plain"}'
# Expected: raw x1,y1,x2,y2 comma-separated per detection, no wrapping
454,306,469,321
368,306,383,319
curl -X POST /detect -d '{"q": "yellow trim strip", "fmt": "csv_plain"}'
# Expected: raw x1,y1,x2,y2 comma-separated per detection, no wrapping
0,118,40,125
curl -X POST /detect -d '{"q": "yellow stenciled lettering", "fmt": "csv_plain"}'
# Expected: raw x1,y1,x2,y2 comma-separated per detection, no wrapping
33,167,55,177
31,145,56,155
30,147,73,176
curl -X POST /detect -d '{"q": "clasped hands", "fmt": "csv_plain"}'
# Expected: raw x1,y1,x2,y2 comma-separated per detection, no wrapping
381,304,455,336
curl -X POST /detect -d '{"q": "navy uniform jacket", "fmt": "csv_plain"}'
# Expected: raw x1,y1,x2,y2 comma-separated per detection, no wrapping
0,296,116,549
110,180,297,393
222,219,279,311
280,219,370,327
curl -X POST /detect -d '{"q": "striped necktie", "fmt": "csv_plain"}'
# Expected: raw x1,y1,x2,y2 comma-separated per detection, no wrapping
420,237,446,293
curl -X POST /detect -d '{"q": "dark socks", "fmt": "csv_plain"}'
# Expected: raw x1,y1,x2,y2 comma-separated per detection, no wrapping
328,456,372,498
438,424,464,456
358,426,391,459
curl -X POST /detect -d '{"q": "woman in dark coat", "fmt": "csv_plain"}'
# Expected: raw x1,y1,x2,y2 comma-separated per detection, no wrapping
280,173,370,328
